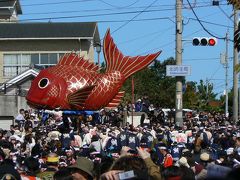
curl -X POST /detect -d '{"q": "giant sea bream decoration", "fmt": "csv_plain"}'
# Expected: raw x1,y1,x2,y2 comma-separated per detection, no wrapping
26,29,161,110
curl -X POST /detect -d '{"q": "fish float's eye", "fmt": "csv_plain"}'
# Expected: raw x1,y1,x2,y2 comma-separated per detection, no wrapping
38,78,49,89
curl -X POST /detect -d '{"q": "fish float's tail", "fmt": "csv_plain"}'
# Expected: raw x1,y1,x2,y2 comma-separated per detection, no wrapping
103,29,161,79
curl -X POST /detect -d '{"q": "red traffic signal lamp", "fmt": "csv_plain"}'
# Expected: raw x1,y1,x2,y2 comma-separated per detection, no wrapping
208,38,217,46
192,37,217,46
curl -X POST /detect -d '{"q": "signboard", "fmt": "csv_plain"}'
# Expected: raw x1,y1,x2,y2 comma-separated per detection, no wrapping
166,65,191,76
126,115,142,127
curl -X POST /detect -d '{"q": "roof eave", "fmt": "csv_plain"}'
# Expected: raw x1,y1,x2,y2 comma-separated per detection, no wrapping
0,68,39,90
16,0,22,14
0,37,94,40
93,23,101,45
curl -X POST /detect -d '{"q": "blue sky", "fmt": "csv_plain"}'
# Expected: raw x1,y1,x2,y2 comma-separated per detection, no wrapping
18,0,237,97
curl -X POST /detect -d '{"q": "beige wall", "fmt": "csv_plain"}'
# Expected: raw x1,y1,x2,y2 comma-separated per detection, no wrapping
0,95,29,116
0,39,92,52
0,51,3,83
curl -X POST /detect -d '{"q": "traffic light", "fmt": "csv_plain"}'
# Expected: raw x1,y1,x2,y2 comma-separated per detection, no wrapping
234,23,240,52
192,37,217,46
227,0,240,9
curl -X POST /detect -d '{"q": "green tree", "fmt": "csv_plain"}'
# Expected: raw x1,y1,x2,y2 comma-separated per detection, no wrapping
102,56,221,110
196,79,218,110
121,57,178,108
183,81,198,109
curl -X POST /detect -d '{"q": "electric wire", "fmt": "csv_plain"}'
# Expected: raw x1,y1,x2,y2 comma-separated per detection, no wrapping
218,5,234,23
129,26,174,55
20,3,228,16
19,0,228,7
184,57,233,61
209,64,224,83
139,28,205,55
110,0,159,35
186,0,226,40
19,9,181,21
118,26,173,45
98,0,140,9
20,7,176,16
21,0,96,7
19,16,174,22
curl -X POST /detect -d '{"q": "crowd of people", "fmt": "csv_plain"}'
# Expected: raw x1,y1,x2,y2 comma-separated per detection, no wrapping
0,99,240,180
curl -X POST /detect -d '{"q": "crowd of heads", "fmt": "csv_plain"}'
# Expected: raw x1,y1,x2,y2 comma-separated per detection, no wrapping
0,101,240,180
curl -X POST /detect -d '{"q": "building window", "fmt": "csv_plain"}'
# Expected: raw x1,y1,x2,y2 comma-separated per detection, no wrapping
31,54,39,65
3,53,65,77
50,53,58,64
3,54,25,77
4,54,19,65
39,53,58,65
40,54,48,64
59,53,65,59
21,54,31,65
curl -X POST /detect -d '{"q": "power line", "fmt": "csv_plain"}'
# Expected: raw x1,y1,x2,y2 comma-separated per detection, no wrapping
139,25,226,55
129,26,174,55
21,7,175,16
21,0,96,7
209,64,223,82
19,0,228,7
98,0,140,8
186,0,226,40
19,16,174,23
209,78,226,81
188,18,233,29
214,79,233,89
218,5,234,23
118,26,173,45
184,57,224,61
18,14,233,31
19,9,180,19
110,0,159,35
20,3,228,16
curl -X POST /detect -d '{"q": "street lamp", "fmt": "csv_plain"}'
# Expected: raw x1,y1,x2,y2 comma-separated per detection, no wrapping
95,43,101,67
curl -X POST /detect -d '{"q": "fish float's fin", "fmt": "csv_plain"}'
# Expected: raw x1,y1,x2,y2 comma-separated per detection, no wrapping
67,85,96,107
103,29,161,79
58,53,99,72
105,91,125,109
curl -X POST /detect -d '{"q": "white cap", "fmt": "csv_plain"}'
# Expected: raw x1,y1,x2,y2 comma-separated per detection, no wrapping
31,113,36,117
226,147,234,155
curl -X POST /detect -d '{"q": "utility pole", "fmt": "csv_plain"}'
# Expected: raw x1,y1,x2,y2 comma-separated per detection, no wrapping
233,9,239,123
175,0,183,127
225,32,229,117
206,78,209,104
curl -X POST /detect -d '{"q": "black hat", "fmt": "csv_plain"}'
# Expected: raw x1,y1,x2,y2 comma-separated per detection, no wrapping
0,165,21,180
91,135,99,142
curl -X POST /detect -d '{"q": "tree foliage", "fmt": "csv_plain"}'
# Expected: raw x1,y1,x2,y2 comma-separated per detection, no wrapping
196,80,218,110
101,57,221,111
121,57,177,108
183,81,198,109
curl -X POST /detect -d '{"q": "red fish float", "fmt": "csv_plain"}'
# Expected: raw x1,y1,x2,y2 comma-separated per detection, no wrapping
26,29,161,110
